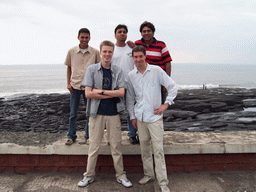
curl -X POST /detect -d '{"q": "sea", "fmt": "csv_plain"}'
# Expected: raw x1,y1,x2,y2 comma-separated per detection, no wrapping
0,63,255,99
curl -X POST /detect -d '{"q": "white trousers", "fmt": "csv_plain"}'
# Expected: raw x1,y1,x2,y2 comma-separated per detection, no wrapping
137,118,168,186
84,114,126,179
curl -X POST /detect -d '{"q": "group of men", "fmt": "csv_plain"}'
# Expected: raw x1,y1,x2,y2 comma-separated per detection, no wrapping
64,21,177,192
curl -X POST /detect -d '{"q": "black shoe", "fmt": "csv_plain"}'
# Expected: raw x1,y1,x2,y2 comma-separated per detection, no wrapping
129,137,138,145
136,135,140,144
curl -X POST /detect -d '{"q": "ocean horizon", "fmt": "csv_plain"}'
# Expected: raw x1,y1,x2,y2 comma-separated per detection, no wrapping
1,63,255,99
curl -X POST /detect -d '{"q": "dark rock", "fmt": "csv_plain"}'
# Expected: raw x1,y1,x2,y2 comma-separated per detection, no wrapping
1,88,256,134
210,122,228,128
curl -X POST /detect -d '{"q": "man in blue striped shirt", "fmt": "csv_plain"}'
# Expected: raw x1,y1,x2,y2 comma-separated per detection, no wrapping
126,45,177,192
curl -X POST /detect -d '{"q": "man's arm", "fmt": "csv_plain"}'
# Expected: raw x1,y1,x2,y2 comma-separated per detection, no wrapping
131,119,138,129
159,68,178,106
93,88,125,98
154,69,177,115
165,61,171,76
85,87,111,99
126,77,137,129
126,76,136,120
85,87,125,99
67,66,74,94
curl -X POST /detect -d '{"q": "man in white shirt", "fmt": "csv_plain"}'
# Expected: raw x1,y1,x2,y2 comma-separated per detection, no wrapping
111,24,138,144
126,45,177,192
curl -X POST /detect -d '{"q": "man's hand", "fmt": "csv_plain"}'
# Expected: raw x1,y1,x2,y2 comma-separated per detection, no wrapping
67,84,74,94
154,103,169,115
131,119,138,129
127,41,135,49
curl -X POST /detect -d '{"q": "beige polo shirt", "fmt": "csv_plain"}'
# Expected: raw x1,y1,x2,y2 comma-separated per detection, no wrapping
64,46,101,90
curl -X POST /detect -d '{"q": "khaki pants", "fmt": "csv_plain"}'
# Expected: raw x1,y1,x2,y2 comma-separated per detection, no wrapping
84,114,126,179
137,118,169,186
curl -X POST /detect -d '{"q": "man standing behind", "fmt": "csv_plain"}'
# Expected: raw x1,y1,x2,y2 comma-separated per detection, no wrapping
78,40,132,188
135,21,172,103
111,24,138,145
64,28,101,145
126,46,177,192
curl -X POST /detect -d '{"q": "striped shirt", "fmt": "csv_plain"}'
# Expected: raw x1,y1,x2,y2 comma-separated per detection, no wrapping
135,37,172,70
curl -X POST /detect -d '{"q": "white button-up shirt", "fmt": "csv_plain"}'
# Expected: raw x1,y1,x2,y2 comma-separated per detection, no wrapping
126,64,177,123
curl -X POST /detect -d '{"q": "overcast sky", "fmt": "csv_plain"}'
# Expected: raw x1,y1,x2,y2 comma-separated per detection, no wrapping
0,0,255,65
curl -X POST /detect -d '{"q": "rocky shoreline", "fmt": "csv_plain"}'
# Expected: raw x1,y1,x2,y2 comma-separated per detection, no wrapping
0,88,256,146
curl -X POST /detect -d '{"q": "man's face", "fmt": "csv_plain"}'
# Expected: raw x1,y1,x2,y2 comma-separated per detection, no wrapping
133,51,146,68
115,28,127,42
100,45,114,63
78,32,90,49
141,26,154,41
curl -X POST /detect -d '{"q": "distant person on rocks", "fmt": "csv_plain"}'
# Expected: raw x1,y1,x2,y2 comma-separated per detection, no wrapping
135,21,173,104
78,40,132,188
111,24,139,145
64,28,101,145
126,46,177,192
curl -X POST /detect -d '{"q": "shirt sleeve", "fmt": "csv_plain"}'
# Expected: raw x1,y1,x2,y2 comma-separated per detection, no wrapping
96,50,101,63
135,40,142,46
81,66,93,88
159,67,177,105
116,68,127,89
64,49,71,66
161,44,172,63
126,75,136,120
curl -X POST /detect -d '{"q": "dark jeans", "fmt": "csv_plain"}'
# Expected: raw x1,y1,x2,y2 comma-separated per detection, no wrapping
127,114,137,138
67,88,89,141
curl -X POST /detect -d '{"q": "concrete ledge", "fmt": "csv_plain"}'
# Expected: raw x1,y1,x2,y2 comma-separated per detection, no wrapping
1,131,256,155
1,131,256,174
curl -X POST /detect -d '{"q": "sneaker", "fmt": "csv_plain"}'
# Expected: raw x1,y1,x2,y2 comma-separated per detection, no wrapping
160,185,170,192
65,139,75,145
138,175,155,185
78,176,94,187
117,177,132,188
129,136,138,144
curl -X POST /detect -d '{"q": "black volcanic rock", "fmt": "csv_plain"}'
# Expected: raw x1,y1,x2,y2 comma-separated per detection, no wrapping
0,88,255,133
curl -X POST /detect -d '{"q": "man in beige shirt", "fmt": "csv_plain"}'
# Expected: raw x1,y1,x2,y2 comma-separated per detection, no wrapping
64,28,101,145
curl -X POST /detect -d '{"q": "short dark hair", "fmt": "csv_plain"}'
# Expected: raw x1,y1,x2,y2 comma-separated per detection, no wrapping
100,40,115,51
139,21,155,33
78,28,90,36
132,45,146,56
114,24,128,34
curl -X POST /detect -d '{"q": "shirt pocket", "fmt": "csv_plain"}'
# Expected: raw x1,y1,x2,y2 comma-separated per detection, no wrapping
134,84,142,97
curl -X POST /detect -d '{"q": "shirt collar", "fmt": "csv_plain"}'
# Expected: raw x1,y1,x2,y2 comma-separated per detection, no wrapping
75,46,91,53
140,37,157,45
97,62,114,74
135,63,151,74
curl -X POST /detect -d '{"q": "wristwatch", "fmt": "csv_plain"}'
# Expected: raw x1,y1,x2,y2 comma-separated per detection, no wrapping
101,89,105,95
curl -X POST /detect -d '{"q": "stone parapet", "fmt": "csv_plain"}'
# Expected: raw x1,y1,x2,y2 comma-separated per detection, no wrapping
1,131,256,155
1,131,256,173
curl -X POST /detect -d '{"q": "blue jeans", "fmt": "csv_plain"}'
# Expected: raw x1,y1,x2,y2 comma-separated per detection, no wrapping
127,114,137,138
67,88,89,141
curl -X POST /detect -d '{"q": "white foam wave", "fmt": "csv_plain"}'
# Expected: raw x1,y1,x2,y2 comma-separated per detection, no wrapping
0,89,69,100
178,84,219,90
